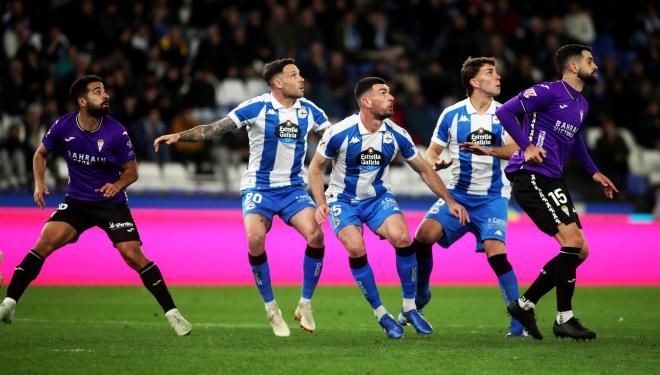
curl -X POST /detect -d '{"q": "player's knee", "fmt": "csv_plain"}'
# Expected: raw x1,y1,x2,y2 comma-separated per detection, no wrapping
305,227,324,248
415,226,441,245
345,242,366,258
247,233,266,252
117,244,149,270
389,232,412,248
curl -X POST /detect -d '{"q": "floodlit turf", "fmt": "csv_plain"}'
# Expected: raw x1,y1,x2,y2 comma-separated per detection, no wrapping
1,286,659,374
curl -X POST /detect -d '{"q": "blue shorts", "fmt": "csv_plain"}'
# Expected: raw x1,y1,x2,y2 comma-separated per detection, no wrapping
328,192,402,235
424,191,508,252
241,186,316,224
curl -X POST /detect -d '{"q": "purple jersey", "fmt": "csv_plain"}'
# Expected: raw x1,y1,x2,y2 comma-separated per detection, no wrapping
42,112,136,203
496,80,597,178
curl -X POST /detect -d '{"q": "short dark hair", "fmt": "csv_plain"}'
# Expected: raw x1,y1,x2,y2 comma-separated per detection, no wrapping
461,57,497,97
69,75,103,104
354,77,386,102
555,44,592,73
262,58,296,85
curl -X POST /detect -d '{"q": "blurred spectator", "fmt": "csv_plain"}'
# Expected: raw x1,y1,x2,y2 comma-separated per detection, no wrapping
134,108,171,165
0,124,31,190
594,118,630,191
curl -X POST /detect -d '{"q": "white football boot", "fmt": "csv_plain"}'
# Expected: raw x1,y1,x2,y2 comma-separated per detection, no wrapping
294,301,316,332
165,308,192,336
266,302,290,337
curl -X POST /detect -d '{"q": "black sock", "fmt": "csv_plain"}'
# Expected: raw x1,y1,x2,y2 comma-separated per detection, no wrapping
7,250,45,302
486,253,513,276
139,262,176,313
394,245,415,257
305,245,325,259
524,253,585,304
248,252,267,265
413,240,433,263
555,247,581,311
349,254,368,269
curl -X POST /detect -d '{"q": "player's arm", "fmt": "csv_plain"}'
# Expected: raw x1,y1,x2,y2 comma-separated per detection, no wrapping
426,142,452,170
153,117,238,151
496,93,546,164
95,160,138,198
308,152,332,224
460,134,519,159
33,143,50,209
570,134,619,199
407,154,469,225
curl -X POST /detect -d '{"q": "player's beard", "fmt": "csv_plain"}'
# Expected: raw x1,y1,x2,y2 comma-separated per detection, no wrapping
578,70,597,85
373,110,391,121
87,102,110,118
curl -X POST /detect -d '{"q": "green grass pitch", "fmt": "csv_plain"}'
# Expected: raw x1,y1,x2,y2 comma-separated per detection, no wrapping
1,286,659,374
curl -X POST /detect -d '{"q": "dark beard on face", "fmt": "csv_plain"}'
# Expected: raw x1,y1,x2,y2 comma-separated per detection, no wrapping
373,112,391,121
578,71,597,85
87,103,109,117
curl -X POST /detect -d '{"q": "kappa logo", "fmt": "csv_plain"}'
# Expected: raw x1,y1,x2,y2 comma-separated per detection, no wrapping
559,104,568,109
459,115,469,122
64,137,76,142
349,136,361,144
495,229,503,236
267,108,277,115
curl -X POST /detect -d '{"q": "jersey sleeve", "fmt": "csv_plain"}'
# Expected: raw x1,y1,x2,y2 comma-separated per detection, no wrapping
115,128,136,165
227,97,266,128
431,109,452,147
393,127,418,160
41,118,63,150
307,103,332,132
317,127,341,158
517,83,555,114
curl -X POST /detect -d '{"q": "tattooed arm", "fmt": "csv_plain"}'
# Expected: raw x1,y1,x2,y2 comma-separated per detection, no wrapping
153,117,237,152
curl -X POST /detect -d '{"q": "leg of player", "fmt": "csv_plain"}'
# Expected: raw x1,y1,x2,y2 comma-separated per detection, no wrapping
244,213,289,337
116,241,191,336
0,221,75,324
289,207,325,333
411,218,445,312
520,242,589,310
338,225,402,339
376,215,433,335
551,224,596,340
483,240,524,337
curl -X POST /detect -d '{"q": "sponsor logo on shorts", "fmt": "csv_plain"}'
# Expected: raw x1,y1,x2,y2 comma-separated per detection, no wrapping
108,221,134,230
246,202,256,210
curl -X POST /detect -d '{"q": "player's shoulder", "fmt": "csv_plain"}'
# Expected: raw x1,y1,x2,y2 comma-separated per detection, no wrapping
439,99,469,119
327,114,358,137
298,97,325,113
521,81,559,99
384,119,414,142
102,116,130,135
51,112,77,129
237,93,270,108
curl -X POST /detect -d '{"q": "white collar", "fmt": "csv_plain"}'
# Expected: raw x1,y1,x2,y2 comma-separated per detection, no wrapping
465,97,497,115
270,93,302,110
357,113,387,135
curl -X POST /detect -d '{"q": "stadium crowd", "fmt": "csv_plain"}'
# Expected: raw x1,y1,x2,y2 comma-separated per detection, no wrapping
0,0,659,213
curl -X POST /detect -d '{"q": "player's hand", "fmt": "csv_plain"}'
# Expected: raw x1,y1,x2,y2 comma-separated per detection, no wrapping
33,182,49,209
447,201,470,225
315,204,329,225
459,142,490,156
95,183,121,198
433,159,453,171
592,172,619,199
153,133,181,152
523,144,546,165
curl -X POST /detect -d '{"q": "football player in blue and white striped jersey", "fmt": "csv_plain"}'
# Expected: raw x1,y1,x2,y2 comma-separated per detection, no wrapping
154,59,331,336
412,57,524,337
309,77,468,339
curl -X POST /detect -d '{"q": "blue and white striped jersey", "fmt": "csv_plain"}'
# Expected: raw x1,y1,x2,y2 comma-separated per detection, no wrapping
228,93,331,190
317,113,418,203
431,98,511,198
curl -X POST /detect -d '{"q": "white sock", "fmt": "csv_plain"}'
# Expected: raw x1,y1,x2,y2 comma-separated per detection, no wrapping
299,297,311,304
518,297,536,311
402,298,416,312
557,310,574,324
373,305,387,320
2,297,16,306
265,300,277,310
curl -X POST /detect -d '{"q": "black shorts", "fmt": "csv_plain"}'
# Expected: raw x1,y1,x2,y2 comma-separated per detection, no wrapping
48,198,141,246
507,171,582,236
